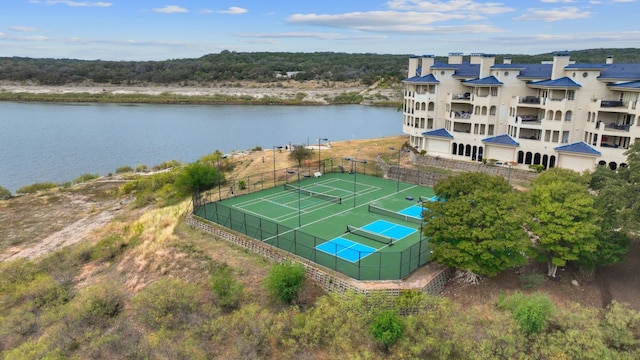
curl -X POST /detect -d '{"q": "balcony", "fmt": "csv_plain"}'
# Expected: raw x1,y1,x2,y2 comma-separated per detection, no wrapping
519,96,540,104
604,122,631,132
452,93,471,101
451,111,472,120
601,100,624,108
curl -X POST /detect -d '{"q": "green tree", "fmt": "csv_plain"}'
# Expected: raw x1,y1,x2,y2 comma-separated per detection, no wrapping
264,260,306,304
526,168,599,277
288,145,314,168
370,310,404,350
174,162,222,196
423,173,530,282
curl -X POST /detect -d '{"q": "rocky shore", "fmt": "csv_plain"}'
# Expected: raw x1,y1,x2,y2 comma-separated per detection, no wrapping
0,80,401,105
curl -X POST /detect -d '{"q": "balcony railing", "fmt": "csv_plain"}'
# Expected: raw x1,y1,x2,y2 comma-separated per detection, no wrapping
604,122,631,131
519,96,540,104
452,93,471,100
601,100,624,108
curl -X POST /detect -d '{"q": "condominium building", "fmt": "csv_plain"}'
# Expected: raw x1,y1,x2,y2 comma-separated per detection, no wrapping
402,52,640,172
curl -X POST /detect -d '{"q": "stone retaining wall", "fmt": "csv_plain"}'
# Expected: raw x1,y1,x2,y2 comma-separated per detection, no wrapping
186,215,451,300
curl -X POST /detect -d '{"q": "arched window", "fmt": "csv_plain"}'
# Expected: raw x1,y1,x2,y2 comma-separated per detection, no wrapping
542,155,549,169
490,106,497,115
452,142,458,155
555,110,562,121
549,156,556,168
481,106,487,115
525,152,533,165
465,144,471,156
458,143,464,155
609,162,618,170
517,151,524,164
533,153,541,164
428,102,435,111
565,111,572,122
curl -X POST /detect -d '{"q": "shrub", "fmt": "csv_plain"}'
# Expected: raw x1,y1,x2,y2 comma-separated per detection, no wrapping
237,180,247,190
73,173,99,184
0,185,12,199
135,164,148,172
17,182,58,194
497,291,555,335
91,234,128,262
370,310,404,350
115,166,134,174
132,278,199,330
264,260,306,304
208,265,243,311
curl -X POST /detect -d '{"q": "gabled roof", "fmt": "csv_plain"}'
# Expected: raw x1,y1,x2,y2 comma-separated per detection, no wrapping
608,81,640,91
554,142,601,156
462,75,503,86
403,73,440,84
422,128,453,139
481,134,519,147
527,76,581,89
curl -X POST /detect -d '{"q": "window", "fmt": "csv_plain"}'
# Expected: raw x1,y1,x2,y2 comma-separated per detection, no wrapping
491,88,498,96
567,90,575,100
490,106,497,115
565,111,572,122
562,131,569,144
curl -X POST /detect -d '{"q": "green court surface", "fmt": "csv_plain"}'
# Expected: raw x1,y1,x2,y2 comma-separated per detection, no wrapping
194,172,435,280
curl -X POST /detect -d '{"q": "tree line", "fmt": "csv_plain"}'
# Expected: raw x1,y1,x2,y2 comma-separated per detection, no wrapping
1,48,638,86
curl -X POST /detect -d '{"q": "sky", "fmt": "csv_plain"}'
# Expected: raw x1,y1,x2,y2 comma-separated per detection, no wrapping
0,0,638,61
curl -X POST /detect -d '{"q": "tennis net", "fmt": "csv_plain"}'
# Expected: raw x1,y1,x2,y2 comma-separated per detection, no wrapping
283,183,342,204
419,195,438,203
346,225,394,246
368,204,422,224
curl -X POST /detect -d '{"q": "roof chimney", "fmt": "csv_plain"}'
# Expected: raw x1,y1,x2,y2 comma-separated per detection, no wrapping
551,51,570,80
448,52,463,65
408,56,420,77
606,55,614,64
503,57,512,65
470,53,483,64
480,54,495,78
420,55,435,75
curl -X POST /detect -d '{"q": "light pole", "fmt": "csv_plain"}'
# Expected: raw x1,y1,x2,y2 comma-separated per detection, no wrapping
318,138,328,173
273,146,282,187
396,147,403,192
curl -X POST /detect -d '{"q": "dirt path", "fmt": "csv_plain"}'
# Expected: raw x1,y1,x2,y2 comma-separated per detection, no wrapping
0,210,116,261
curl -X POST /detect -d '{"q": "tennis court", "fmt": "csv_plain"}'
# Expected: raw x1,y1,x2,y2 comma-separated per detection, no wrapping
194,172,435,280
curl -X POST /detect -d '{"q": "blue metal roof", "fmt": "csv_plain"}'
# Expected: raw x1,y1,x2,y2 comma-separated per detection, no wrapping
422,128,453,139
481,134,519,147
462,75,503,86
403,73,440,84
453,64,480,78
527,76,581,88
608,81,640,90
598,63,640,80
554,142,601,156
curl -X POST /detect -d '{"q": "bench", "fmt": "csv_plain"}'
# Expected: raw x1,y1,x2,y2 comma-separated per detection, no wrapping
314,171,322,178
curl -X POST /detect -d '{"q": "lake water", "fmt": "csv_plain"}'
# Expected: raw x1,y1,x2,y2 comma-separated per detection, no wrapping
0,102,401,193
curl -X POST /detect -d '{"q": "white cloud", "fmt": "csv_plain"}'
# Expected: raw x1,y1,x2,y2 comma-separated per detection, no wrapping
385,0,515,15
288,11,466,27
152,5,188,14
38,0,112,7
220,7,247,15
10,26,38,32
236,32,386,40
514,7,591,21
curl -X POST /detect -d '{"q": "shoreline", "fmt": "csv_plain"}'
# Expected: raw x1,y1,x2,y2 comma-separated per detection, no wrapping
0,81,402,106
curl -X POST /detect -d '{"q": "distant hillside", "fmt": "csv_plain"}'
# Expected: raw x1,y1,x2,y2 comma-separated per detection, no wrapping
0,49,638,86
